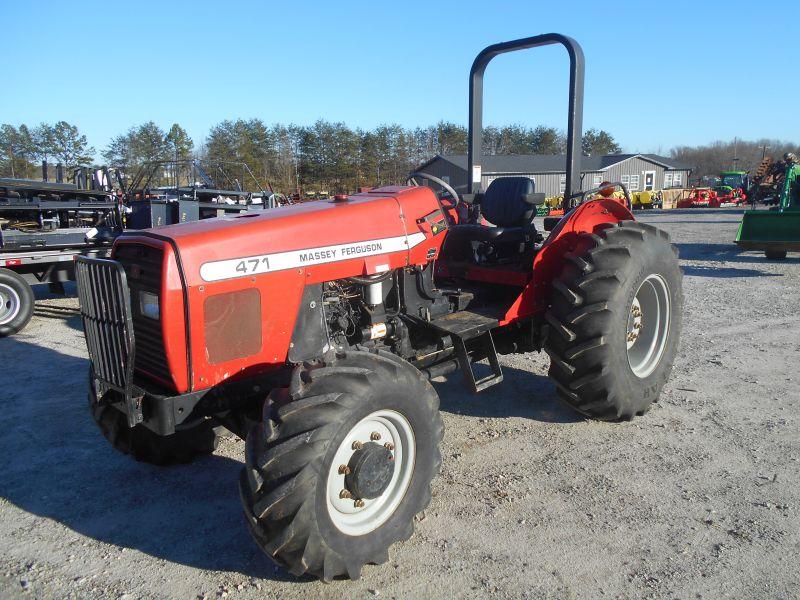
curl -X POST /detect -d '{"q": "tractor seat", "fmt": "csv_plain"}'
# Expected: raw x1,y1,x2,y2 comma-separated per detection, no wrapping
448,177,544,244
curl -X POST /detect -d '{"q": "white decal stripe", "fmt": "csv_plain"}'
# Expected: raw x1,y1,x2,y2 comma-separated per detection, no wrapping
200,232,427,282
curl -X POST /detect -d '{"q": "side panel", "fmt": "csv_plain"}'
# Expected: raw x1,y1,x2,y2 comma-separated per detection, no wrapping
190,265,306,390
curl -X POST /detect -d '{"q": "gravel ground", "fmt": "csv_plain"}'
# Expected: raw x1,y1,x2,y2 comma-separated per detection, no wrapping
1,208,798,599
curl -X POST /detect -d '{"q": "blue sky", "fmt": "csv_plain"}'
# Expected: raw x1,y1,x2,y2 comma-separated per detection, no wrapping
2,0,797,157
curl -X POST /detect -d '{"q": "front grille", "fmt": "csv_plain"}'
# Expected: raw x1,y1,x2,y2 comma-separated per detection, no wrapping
114,243,172,384
75,258,134,390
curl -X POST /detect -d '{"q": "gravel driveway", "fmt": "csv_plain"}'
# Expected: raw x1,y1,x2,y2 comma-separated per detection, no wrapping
1,208,798,599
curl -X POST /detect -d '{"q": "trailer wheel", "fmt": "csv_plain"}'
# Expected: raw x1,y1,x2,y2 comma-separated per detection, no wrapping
0,268,34,337
765,250,787,260
88,367,221,465
545,221,683,420
240,349,443,581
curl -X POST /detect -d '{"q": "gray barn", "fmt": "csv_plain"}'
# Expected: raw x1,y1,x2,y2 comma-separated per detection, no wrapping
415,154,692,198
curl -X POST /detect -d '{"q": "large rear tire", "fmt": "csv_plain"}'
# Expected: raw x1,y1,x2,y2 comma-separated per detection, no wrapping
88,368,221,465
545,221,683,420
240,349,443,581
0,268,34,337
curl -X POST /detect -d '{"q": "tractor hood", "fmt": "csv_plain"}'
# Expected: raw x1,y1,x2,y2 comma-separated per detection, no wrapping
119,185,443,287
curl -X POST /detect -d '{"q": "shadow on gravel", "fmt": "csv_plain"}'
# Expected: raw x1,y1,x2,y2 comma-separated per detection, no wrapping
433,364,583,424
0,338,300,583
681,265,782,278
32,305,83,331
31,282,84,332
676,242,800,266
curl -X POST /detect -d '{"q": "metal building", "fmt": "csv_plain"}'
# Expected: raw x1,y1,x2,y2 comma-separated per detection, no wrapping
415,153,692,198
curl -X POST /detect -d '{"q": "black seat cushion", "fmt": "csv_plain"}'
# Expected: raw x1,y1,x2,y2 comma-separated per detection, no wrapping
481,177,538,227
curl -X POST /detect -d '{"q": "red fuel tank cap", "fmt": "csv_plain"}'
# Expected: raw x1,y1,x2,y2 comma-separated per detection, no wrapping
333,194,349,202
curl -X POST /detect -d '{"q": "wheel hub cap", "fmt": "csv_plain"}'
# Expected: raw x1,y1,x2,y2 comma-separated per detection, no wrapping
326,409,416,536
345,442,394,499
0,283,22,326
626,274,671,379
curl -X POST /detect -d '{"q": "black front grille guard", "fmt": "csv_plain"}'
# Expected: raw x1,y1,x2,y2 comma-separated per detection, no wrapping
75,256,145,427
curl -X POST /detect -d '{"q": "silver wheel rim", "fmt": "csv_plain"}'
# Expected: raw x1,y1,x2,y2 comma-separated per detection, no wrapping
626,274,670,378
326,409,415,536
0,283,21,326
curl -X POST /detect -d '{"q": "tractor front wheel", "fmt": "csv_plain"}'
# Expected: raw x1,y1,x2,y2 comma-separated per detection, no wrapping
545,221,683,420
240,349,443,581
88,368,221,465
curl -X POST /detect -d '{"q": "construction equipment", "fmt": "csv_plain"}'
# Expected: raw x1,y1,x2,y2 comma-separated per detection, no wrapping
74,34,683,582
0,167,121,336
735,162,800,259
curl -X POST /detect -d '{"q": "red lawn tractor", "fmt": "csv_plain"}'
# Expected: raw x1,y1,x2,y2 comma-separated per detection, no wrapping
76,34,682,582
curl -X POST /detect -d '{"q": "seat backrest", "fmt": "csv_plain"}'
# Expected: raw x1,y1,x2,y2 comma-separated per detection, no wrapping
481,177,536,227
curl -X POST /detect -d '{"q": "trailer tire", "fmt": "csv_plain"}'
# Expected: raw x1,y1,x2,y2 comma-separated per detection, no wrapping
240,349,443,581
88,368,221,465
765,250,787,260
0,268,34,337
545,221,683,421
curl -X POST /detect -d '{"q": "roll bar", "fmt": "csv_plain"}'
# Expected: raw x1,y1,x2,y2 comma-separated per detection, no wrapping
467,33,585,207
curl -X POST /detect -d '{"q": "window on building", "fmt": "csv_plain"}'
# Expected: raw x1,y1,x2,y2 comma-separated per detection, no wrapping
673,172,683,187
664,173,673,188
592,174,602,187
559,174,566,194
441,175,450,184
620,174,640,191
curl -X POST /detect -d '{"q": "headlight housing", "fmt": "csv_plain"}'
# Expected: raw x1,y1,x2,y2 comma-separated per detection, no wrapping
139,290,160,320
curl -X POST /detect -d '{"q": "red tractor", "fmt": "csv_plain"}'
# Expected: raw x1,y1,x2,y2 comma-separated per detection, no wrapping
75,35,682,582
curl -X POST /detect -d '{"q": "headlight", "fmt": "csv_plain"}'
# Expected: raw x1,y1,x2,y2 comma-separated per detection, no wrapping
139,291,160,320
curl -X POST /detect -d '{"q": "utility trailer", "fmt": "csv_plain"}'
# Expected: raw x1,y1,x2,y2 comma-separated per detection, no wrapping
0,175,121,336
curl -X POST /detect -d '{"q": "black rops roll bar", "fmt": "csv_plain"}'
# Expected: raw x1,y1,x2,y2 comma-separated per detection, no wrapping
467,33,585,209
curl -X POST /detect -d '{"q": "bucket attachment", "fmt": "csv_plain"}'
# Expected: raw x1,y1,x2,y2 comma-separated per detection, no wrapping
735,163,800,255
735,210,800,253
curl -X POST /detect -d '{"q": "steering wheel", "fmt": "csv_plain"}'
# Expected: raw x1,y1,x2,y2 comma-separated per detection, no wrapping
406,171,462,211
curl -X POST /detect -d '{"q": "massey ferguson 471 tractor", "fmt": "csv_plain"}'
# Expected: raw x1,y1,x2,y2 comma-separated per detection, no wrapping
76,34,682,582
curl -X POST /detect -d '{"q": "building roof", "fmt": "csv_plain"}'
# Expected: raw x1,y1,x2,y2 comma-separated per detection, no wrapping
422,153,692,174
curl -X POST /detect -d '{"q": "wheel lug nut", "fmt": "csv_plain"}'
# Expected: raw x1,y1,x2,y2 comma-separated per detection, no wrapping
354,499,365,508
384,442,394,451
339,489,352,499
338,464,351,475
370,431,381,441
352,441,363,450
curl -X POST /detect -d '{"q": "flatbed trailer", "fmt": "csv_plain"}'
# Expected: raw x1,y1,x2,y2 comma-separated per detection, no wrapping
1,174,120,336
0,245,114,336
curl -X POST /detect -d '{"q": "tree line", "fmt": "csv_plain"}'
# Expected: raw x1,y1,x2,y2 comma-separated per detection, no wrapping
5,119,795,193
1,120,623,193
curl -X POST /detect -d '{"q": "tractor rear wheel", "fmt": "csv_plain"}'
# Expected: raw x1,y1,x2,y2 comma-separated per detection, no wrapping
88,368,221,465
765,250,787,260
545,221,683,420
240,349,443,581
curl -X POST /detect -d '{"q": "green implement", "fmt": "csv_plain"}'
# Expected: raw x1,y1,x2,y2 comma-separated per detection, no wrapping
735,164,800,259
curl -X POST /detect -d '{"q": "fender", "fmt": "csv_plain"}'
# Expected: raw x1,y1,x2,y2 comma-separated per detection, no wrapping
501,198,634,322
